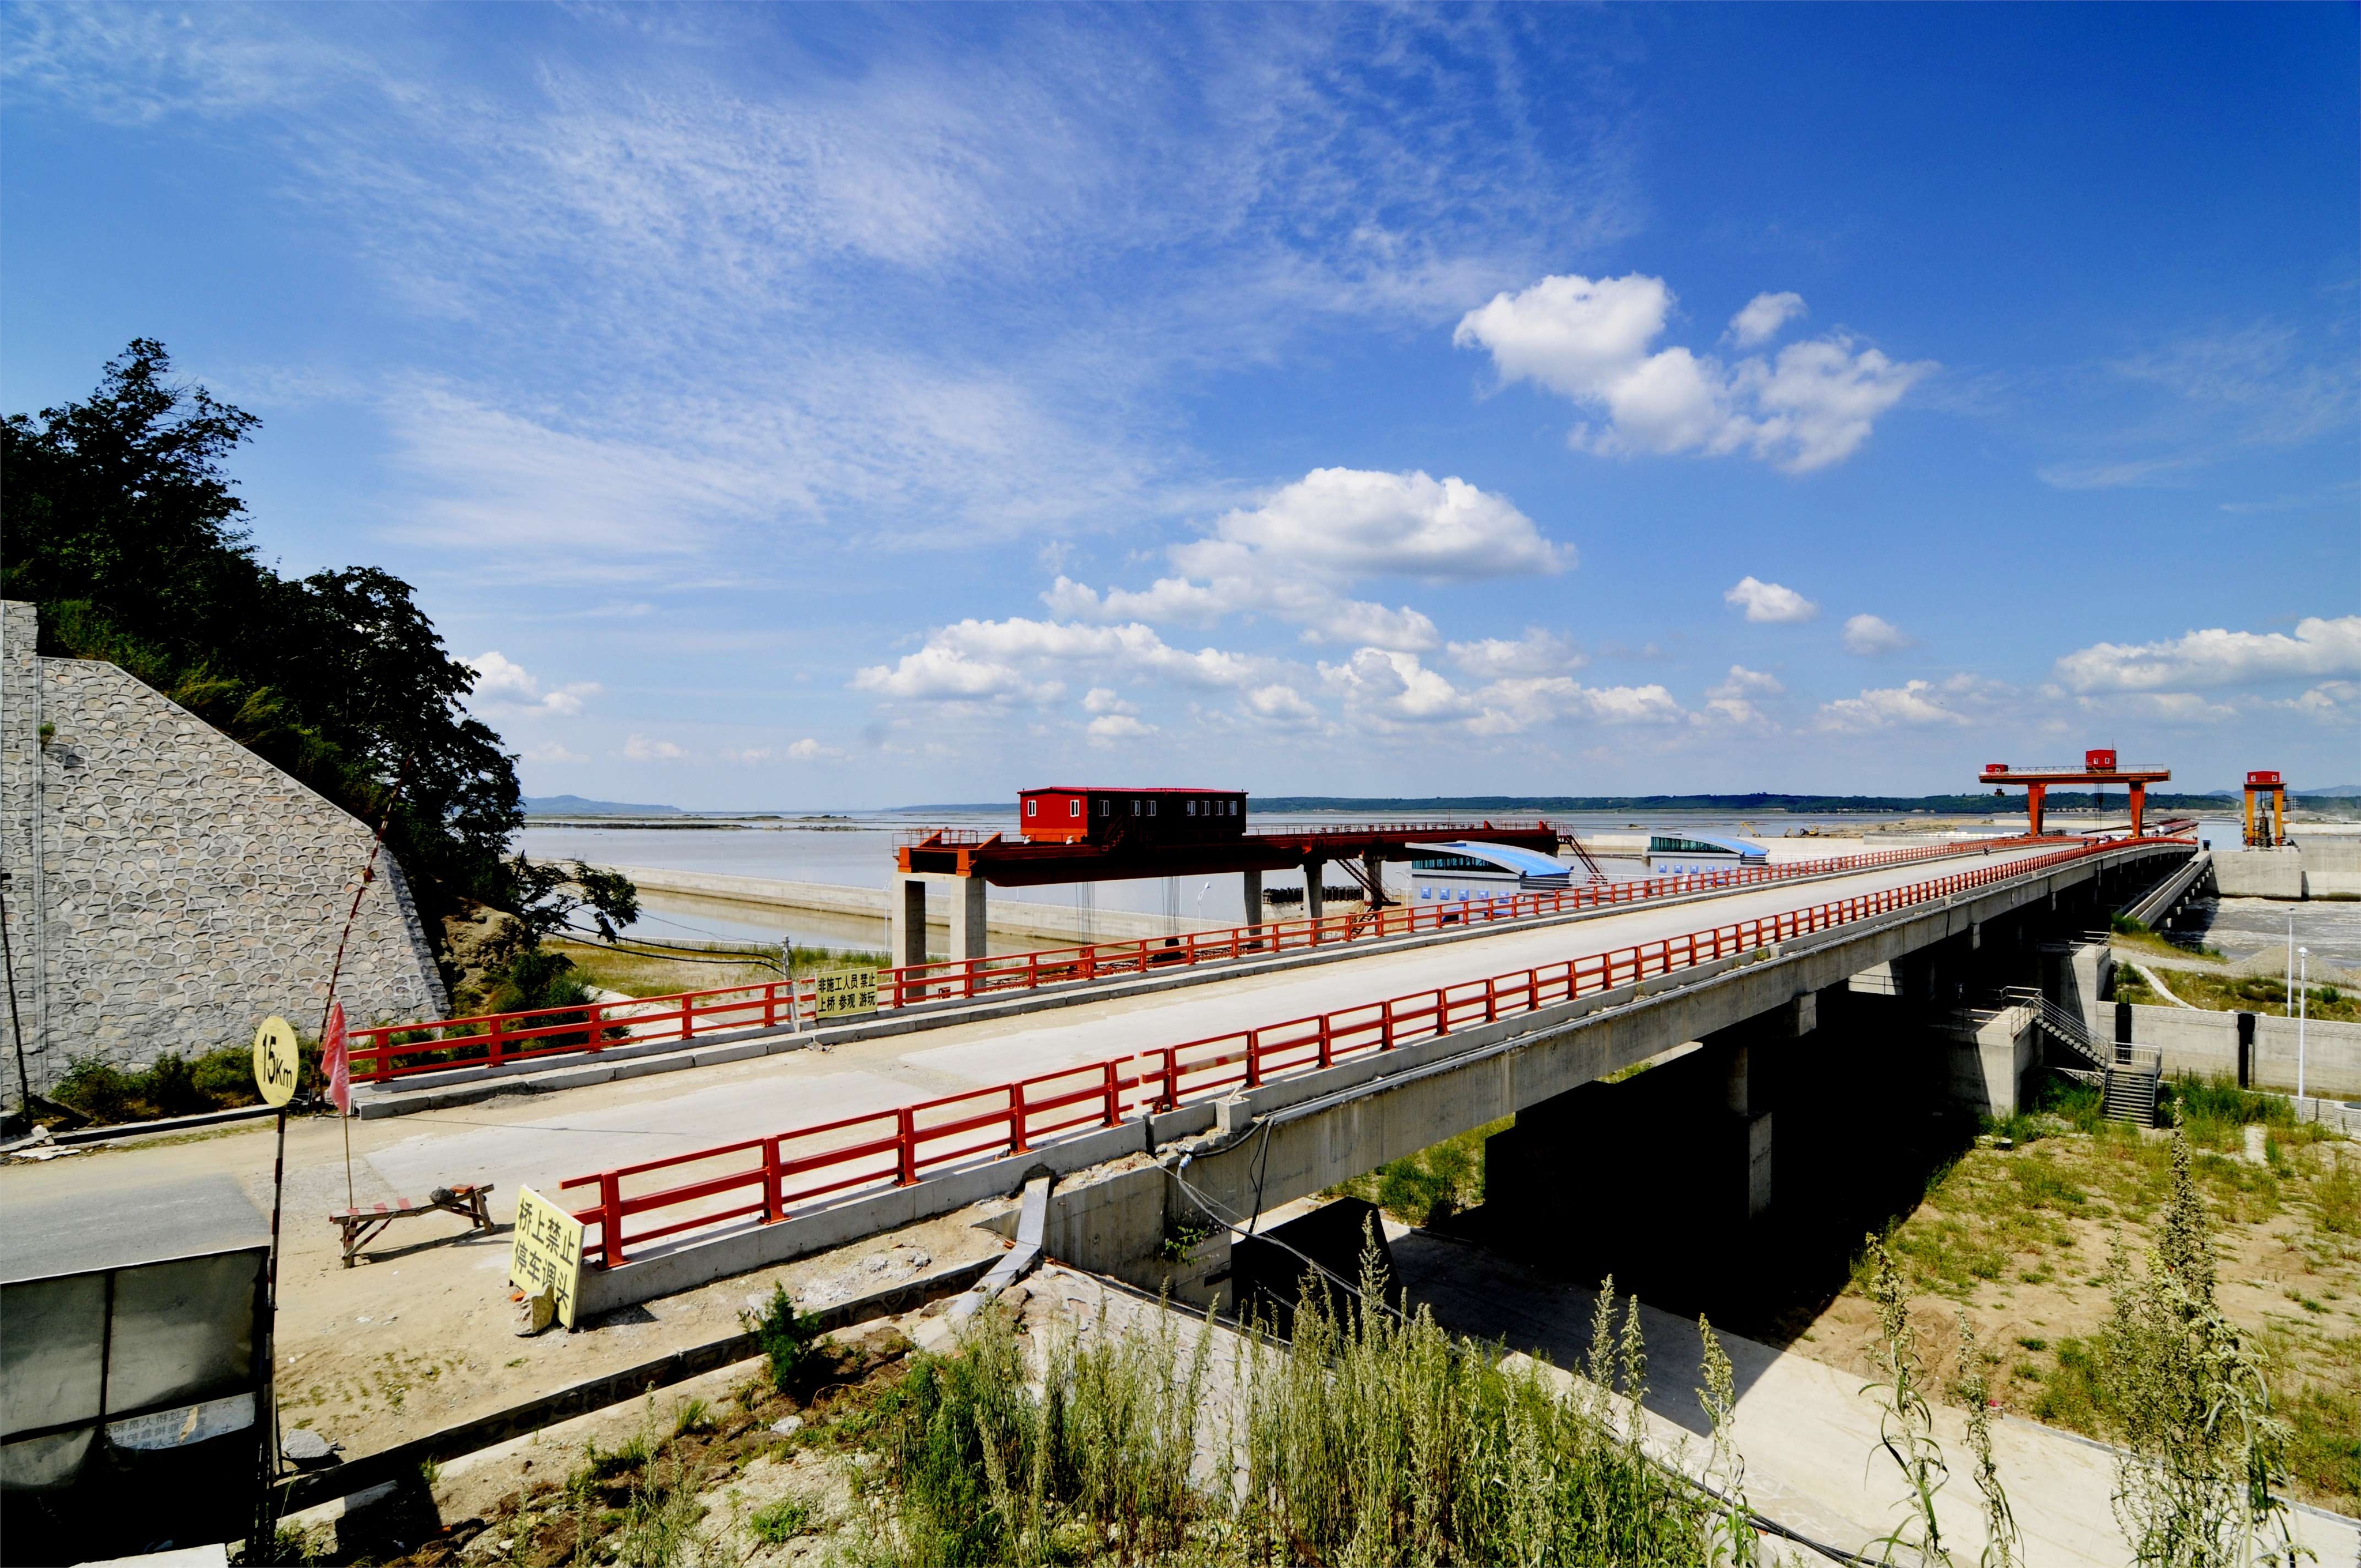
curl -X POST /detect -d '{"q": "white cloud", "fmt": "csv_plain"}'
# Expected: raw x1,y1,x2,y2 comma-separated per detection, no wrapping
1704,664,1783,724
786,737,847,760
1816,681,1969,732
1081,687,1137,716
2054,616,2361,692
1726,291,1805,348
622,734,687,760
1841,613,1913,655
1454,273,1932,472
1445,629,1584,679
1085,714,1157,745
1243,684,1322,729
1724,576,1819,624
467,650,602,716
852,618,1256,704
1318,647,1685,734
2279,681,2360,724
2079,692,2238,725
1047,468,1564,653
520,742,587,764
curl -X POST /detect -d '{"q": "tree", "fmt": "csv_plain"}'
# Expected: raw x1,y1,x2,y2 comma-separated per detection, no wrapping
3,339,569,964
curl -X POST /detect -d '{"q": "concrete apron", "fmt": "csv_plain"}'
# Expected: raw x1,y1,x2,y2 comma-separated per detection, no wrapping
575,841,2179,1316
357,842,2090,1120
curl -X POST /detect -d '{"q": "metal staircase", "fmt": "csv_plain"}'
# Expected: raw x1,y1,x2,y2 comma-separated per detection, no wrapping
2101,1046,2163,1128
2001,985,2159,1124
2002,986,2107,1074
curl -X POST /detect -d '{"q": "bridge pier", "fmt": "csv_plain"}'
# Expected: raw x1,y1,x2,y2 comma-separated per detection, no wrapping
887,871,989,967
1304,859,1326,922
1243,869,1264,933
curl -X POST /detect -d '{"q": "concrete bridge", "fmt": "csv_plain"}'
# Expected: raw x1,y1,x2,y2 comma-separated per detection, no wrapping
566,834,2192,1314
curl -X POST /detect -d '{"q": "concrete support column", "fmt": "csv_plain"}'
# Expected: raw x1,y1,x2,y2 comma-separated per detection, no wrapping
889,876,929,968
1242,869,1264,930
948,873,987,963
1304,860,1326,923
1363,849,1385,910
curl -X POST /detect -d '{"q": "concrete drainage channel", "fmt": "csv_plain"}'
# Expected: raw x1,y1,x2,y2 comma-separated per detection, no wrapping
352,850,2051,1121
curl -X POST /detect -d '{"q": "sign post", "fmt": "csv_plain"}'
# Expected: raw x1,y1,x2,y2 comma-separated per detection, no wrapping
509,1186,586,1330
813,967,880,1022
249,1015,299,1551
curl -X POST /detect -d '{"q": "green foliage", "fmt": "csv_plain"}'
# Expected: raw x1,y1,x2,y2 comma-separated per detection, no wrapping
3,340,525,939
742,1284,823,1392
1861,1237,1953,1565
1328,1117,1505,1226
52,1040,311,1124
2099,1135,2302,1566
749,1496,814,1544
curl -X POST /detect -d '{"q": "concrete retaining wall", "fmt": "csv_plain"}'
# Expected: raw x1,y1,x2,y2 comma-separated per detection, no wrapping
2214,849,2306,899
2292,833,2361,897
2118,1003,2361,1100
0,601,447,1092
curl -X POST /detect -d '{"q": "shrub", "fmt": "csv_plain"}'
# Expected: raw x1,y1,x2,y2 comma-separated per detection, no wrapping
55,1056,135,1120
742,1284,823,1393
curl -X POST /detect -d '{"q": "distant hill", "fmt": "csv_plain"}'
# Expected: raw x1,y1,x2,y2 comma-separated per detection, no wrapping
522,794,684,816
2302,784,2361,798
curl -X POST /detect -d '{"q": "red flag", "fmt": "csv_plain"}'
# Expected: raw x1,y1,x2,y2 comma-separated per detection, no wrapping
324,998,350,1115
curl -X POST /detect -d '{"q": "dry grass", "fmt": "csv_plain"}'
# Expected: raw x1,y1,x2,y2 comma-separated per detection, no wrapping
1799,1083,2361,1511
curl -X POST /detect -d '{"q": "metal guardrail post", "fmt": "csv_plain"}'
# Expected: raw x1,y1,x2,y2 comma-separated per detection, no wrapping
1009,1081,1029,1153
761,1137,783,1223
599,1171,625,1266
895,1107,918,1185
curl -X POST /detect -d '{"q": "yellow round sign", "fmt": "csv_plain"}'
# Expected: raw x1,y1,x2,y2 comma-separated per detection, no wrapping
252,1016,300,1108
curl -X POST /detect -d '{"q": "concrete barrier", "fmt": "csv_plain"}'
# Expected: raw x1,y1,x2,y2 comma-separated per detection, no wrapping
609,864,1227,944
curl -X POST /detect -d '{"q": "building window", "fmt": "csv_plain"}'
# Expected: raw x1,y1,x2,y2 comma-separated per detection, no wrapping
1069,800,1081,819
1187,800,1197,816
1026,800,1037,817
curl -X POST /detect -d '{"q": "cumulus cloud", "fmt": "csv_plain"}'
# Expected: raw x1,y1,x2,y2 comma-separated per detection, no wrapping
2279,681,2360,724
1842,613,1913,655
786,737,847,760
1081,687,1137,716
851,618,1257,704
623,734,686,760
1704,664,1783,725
1243,684,1322,729
467,650,602,716
1454,273,1932,472
520,742,586,764
1816,680,1970,732
1726,291,1805,348
1045,468,1566,653
1445,628,1584,679
2054,616,2361,692
1085,714,1157,745
1724,576,1819,624
1318,647,1685,734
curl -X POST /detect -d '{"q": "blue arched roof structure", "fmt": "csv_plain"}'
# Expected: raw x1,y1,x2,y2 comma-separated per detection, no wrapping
1409,840,1574,887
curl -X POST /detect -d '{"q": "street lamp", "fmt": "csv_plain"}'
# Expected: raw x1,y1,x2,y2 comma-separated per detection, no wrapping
2296,947,2309,1103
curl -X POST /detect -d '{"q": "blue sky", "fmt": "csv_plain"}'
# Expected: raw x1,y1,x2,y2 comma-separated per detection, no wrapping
5,3,2355,805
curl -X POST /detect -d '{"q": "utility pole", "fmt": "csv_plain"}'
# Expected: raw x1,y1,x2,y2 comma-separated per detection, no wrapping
2296,946,2309,1103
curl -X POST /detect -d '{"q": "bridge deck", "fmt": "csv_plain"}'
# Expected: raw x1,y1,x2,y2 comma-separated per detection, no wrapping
358,847,2062,1206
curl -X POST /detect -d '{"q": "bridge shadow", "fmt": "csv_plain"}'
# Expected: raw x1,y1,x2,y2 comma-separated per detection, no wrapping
1454,996,1982,1350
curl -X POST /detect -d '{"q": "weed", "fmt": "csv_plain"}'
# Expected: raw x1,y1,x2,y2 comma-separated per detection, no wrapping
749,1495,813,1544
672,1397,711,1439
1861,1235,1953,1565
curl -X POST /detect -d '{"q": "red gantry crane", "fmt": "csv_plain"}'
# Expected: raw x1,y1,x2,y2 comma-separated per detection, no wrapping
1980,749,2170,839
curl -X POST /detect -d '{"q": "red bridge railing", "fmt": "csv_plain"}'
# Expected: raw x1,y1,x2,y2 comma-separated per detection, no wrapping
557,835,2182,1268
344,833,2063,1085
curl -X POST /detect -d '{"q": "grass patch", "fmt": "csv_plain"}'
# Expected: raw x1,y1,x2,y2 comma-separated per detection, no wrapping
2118,965,2360,1023
749,1495,814,1544
1324,1117,1507,1226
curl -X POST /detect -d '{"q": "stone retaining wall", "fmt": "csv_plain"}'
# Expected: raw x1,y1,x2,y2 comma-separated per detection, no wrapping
0,601,447,1094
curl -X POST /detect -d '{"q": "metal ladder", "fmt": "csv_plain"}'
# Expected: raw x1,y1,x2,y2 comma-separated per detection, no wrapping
2102,1046,2163,1127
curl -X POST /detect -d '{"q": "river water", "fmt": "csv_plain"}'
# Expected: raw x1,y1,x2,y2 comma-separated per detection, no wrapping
516,807,2036,951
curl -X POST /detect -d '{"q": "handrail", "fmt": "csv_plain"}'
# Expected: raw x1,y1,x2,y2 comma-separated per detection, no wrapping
556,835,2186,1268
345,833,2065,1084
